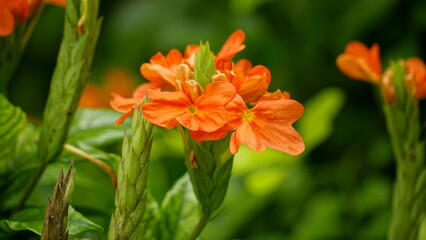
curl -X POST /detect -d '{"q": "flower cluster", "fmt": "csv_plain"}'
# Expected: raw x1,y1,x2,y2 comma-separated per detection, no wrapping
336,41,426,100
0,0,65,37
111,30,305,155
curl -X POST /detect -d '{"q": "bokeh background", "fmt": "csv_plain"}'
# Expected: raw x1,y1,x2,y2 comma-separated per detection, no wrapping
7,0,426,239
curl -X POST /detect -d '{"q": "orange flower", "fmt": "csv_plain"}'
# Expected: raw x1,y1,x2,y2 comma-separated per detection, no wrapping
142,81,236,132
191,95,304,155
0,0,29,37
406,57,426,99
336,41,382,84
0,0,65,37
111,83,159,126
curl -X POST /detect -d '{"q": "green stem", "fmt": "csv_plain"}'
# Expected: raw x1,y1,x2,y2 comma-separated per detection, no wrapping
20,3,45,51
384,103,425,240
14,162,47,213
177,125,189,153
188,215,208,240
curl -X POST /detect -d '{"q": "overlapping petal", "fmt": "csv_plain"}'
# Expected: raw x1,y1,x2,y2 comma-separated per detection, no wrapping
336,41,382,84
406,57,426,99
140,49,185,90
110,83,159,125
234,64,271,103
142,81,236,132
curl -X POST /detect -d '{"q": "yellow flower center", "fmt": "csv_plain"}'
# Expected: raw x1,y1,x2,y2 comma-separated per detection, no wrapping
187,105,198,114
241,110,254,121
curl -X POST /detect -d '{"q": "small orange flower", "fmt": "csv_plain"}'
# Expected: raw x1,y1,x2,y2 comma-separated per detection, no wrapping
142,81,236,132
0,0,65,37
191,95,304,155
0,0,29,37
336,41,382,84
406,57,426,99
111,83,159,126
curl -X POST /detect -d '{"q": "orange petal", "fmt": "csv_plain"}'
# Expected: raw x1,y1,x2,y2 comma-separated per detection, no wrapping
150,52,167,65
235,59,252,74
140,63,176,90
190,127,229,141
7,0,29,23
406,57,426,98
110,93,136,113
166,49,183,66
251,99,305,155
0,7,14,37
406,57,426,83
184,44,199,68
238,65,271,103
191,81,236,132
216,29,246,62
337,41,382,83
190,95,246,141
114,109,134,126
142,90,191,129
336,54,380,83
45,0,65,7
194,81,236,107
132,82,159,99
254,89,290,104
230,121,265,154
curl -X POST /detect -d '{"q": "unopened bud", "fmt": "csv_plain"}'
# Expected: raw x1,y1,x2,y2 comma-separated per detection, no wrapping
382,67,397,104
176,64,193,81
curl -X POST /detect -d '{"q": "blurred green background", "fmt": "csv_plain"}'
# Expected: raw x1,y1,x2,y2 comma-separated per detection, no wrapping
6,0,426,239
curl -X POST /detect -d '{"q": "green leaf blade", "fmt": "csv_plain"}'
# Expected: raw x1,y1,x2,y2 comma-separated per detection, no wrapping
0,94,26,168
158,174,200,240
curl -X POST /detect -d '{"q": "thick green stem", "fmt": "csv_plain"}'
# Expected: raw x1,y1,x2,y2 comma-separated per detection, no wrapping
187,215,208,240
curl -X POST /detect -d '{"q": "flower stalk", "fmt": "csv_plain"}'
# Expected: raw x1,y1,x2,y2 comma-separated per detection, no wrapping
107,106,154,240
16,0,102,211
384,61,426,240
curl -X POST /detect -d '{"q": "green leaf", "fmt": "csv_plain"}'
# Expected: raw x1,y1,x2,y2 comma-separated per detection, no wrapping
0,94,26,169
158,174,200,240
1,206,102,236
297,87,345,150
68,206,104,235
67,108,131,147
194,42,216,88
141,192,160,240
